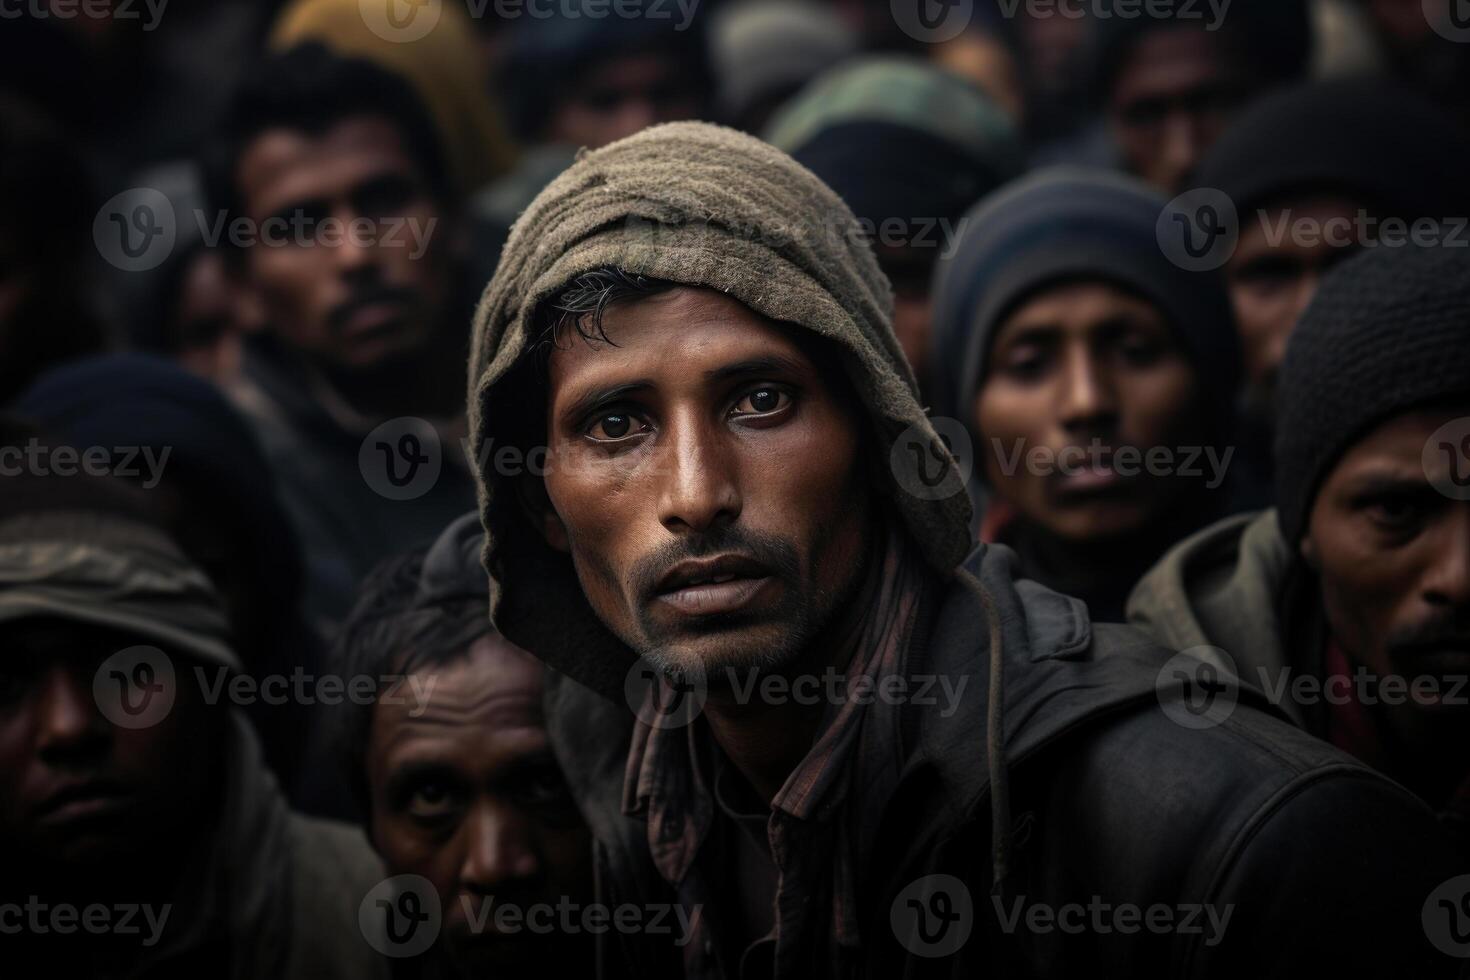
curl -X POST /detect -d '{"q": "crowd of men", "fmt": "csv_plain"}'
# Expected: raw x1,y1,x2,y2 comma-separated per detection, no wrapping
1,0,1469,976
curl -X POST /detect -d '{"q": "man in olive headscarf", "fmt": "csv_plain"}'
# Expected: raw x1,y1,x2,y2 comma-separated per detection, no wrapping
463,122,1457,977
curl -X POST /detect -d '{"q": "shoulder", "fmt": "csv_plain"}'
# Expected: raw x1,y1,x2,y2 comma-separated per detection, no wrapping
281,814,390,980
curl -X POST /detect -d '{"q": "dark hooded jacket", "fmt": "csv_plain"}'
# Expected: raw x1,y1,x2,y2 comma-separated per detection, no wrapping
0,508,387,979
465,122,1459,978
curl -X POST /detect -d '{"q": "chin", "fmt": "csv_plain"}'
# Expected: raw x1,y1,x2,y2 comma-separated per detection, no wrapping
642,623,805,683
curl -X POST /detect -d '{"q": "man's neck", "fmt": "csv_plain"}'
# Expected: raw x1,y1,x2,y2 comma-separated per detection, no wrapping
698,538,887,804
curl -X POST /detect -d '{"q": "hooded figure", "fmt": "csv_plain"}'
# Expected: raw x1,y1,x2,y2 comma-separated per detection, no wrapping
16,353,325,803
0,463,385,979
1128,242,1470,857
930,169,1242,621
465,122,1455,978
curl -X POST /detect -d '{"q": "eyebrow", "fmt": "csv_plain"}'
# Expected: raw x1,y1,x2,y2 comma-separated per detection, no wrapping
558,380,654,429
557,354,811,428
703,354,810,385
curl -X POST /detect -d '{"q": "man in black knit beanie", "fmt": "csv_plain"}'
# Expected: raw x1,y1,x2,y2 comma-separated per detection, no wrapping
1130,243,1470,856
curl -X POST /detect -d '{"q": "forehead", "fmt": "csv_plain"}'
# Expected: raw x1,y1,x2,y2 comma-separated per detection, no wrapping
1114,28,1236,95
370,634,545,751
1328,408,1467,483
546,286,825,396
995,279,1162,335
235,116,417,215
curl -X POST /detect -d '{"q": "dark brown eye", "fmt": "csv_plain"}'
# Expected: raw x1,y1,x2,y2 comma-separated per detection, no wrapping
590,414,633,440
734,388,790,416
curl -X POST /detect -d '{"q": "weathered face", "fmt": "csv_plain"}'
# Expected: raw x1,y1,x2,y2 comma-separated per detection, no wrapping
0,620,217,887
1304,409,1470,719
1108,28,1255,193
367,635,592,976
539,287,873,678
234,116,450,375
1226,195,1364,397
975,280,1203,543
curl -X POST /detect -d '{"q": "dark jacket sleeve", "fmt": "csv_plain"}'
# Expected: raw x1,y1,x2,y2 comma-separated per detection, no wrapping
1194,767,1460,978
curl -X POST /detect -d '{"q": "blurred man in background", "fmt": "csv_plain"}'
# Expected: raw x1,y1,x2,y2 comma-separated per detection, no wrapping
208,44,478,628
1131,244,1470,857
1094,0,1314,192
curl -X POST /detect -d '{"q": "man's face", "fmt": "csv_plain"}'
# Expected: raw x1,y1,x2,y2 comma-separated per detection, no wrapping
0,621,217,887
1304,409,1470,721
539,287,873,678
1108,28,1256,193
235,116,450,375
1226,195,1365,399
367,635,592,976
547,53,702,150
975,281,1203,542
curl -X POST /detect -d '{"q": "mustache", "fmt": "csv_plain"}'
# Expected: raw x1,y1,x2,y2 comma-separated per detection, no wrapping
1385,614,1470,659
631,526,801,603
327,282,420,335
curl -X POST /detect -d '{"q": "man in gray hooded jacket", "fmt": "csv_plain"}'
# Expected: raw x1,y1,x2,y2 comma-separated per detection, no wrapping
464,121,1460,978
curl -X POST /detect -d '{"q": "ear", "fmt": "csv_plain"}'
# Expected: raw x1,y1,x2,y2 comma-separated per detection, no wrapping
1299,533,1320,571
517,474,570,553
229,275,269,336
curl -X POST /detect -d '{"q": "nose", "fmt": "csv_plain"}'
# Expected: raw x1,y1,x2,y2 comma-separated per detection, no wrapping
656,411,741,535
1423,506,1470,611
459,800,541,895
329,205,378,276
36,665,108,761
1159,110,1202,191
1056,344,1118,437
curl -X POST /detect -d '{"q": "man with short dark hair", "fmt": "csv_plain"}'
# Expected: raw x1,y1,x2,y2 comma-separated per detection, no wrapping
1130,242,1470,857
210,43,477,626
1093,0,1312,192
331,515,595,978
463,121,1459,978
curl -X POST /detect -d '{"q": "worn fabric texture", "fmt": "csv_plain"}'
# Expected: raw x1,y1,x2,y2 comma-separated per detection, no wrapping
467,120,972,703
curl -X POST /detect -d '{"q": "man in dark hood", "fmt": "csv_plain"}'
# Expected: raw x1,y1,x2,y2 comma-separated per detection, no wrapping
1129,242,1470,859
1188,78,1470,504
929,169,1243,621
0,441,386,979
464,121,1458,977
